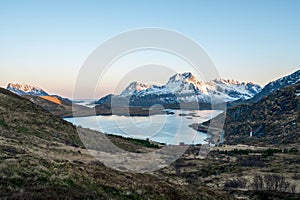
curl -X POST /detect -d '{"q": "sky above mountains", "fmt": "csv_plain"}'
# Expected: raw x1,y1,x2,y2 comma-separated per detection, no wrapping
0,0,299,98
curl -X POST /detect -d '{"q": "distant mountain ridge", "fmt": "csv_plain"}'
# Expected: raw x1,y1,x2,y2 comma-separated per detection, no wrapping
95,72,262,107
7,83,49,96
250,69,300,102
6,82,73,103
4,83,91,117
228,69,300,107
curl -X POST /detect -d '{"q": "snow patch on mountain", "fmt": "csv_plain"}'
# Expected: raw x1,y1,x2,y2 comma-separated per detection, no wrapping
120,82,151,97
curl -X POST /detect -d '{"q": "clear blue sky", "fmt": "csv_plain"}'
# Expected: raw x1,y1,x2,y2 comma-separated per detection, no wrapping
0,0,299,98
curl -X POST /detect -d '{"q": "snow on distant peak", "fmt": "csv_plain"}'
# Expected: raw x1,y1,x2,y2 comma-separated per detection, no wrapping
6,83,49,96
213,78,243,85
168,72,194,82
207,79,262,101
95,69,299,107
166,72,208,95
120,81,151,96
104,72,262,104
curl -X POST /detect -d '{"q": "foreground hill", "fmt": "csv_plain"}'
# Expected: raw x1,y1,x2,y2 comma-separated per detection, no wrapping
0,87,229,199
0,88,82,147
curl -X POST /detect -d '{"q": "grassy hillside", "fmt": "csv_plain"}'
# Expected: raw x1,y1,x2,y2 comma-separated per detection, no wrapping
0,88,83,147
0,88,230,199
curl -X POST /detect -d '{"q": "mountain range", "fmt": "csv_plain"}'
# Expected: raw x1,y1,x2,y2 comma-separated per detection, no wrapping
6,69,300,113
95,72,262,108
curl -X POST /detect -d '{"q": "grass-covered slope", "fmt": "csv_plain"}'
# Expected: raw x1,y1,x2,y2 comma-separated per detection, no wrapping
0,87,229,199
0,88,83,147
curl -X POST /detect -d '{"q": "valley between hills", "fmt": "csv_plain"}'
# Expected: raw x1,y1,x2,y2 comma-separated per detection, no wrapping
0,70,299,199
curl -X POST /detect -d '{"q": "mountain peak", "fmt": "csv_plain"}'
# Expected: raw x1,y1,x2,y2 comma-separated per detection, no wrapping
169,72,195,82
6,83,49,96
182,72,193,79
120,81,151,96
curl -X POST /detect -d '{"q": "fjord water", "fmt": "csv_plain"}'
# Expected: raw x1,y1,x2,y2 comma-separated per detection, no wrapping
64,110,223,145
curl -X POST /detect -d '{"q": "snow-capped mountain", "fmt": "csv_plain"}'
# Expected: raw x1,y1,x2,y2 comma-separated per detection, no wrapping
165,72,208,95
6,83,73,105
165,72,261,102
7,83,49,96
246,69,300,103
95,72,262,106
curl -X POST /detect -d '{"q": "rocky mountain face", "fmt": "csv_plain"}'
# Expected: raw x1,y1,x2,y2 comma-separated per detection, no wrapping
95,72,261,108
202,83,300,145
